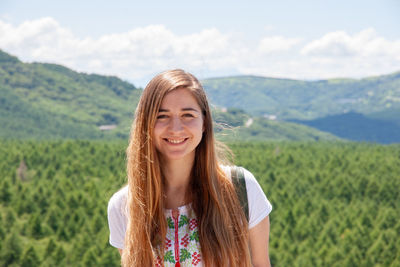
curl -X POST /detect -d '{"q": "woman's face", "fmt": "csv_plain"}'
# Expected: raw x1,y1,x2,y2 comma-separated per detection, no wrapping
153,88,204,163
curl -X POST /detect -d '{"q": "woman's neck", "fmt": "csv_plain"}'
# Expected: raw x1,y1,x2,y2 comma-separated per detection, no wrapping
162,156,194,209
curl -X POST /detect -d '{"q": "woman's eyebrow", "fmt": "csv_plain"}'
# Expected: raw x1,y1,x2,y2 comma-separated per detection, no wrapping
182,107,200,112
158,108,200,112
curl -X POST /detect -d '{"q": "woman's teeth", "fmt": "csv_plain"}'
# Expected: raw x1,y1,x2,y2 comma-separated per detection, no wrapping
167,138,185,144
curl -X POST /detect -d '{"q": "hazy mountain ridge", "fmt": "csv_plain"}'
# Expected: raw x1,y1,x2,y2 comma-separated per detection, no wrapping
202,72,400,143
292,112,400,144
202,72,400,121
213,108,339,142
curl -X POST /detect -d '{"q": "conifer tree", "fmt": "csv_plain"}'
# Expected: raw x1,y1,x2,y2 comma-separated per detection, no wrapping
45,237,57,256
0,180,12,204
0,213,4,241
46,207,61,232
92,214,104,233
100,249,119,267
1,231,22,266
73,232,92,260
29,213,44,239
53,245,66,264
5,209,16,230
57,226,69,241
20,246,40,267
83,247,98,267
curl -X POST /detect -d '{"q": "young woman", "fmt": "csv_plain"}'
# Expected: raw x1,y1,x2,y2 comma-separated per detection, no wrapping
107,69,272,267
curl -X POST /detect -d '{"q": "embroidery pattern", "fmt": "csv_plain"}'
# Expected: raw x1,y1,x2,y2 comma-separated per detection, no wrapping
156,206,202,267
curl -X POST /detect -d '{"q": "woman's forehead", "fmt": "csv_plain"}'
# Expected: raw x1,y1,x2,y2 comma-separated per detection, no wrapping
159,88,201,109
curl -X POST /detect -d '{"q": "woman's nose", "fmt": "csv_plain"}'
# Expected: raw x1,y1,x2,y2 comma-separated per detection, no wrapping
168,117,183,132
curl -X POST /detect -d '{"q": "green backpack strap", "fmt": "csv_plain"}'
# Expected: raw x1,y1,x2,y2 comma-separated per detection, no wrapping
231,166,249,221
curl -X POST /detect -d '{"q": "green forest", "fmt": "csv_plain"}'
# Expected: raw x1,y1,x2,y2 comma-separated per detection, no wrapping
0,140,399,266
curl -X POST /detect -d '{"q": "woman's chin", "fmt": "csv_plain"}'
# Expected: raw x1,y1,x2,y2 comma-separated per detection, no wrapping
160,150,195,163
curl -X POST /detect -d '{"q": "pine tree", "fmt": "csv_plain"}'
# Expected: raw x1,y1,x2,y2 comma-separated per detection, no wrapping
20,246,40,267
0,213,4,241
73,233,91,261
1,231,22,266
53,245,66,264
83,247,98,267
57,226,70,241
0,180,12,204
45,237,57,256
99,248,119,267
46,207,61,232
29,213,44,239
5,209,16,230
92,214,104,233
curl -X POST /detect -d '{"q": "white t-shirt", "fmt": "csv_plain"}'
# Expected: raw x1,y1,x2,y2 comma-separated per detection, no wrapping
107,166,272,266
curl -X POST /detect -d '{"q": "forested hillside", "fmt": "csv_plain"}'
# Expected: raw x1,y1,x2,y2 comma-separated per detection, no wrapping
203,73,400,143
202,73,400,120
0,140,398,266
0,50,141,139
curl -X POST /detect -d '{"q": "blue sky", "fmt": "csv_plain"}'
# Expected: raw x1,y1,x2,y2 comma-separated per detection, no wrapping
1,0,399,86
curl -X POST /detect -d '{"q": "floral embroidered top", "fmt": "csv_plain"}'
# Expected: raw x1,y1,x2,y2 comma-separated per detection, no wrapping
107,167,272,267
155,205,202,267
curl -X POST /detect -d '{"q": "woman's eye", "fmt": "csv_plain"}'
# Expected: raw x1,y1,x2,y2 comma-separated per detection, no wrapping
183,113,194,118
157,114,168,119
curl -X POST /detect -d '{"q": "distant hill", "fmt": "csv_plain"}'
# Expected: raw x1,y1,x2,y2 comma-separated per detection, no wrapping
366,107,400,126
202,73,400,121
213,108,339,142
292,112,400,144
202,72,400,143
0,50,141,139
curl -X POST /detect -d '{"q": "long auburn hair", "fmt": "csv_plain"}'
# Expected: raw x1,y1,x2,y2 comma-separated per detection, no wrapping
122,69,251,266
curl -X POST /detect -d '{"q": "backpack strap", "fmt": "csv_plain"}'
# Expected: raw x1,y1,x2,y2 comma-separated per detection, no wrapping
231,166,249,221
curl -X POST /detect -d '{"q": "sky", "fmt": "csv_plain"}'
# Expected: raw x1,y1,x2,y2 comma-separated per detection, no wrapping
1,0,400,87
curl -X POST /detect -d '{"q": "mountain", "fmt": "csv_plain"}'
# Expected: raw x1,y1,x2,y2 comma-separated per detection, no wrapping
0,50,141,139
292,112,400,144
213,108,339,142
202,73,400,121
202,73,400,143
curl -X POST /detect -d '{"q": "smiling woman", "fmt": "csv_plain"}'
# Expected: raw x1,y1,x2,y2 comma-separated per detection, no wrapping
153,88,204,164
107,69,272,267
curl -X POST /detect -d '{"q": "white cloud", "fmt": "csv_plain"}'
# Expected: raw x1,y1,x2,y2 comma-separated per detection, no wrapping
0,18,244,83
301,28,400,60
0,18,399,86
258,36,302,54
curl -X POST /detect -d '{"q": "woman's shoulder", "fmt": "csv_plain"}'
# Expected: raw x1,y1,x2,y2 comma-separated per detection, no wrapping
108,185,128,213
220,165,272,228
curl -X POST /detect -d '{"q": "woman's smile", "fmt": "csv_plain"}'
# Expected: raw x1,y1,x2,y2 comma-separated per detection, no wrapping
164,138,188,144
